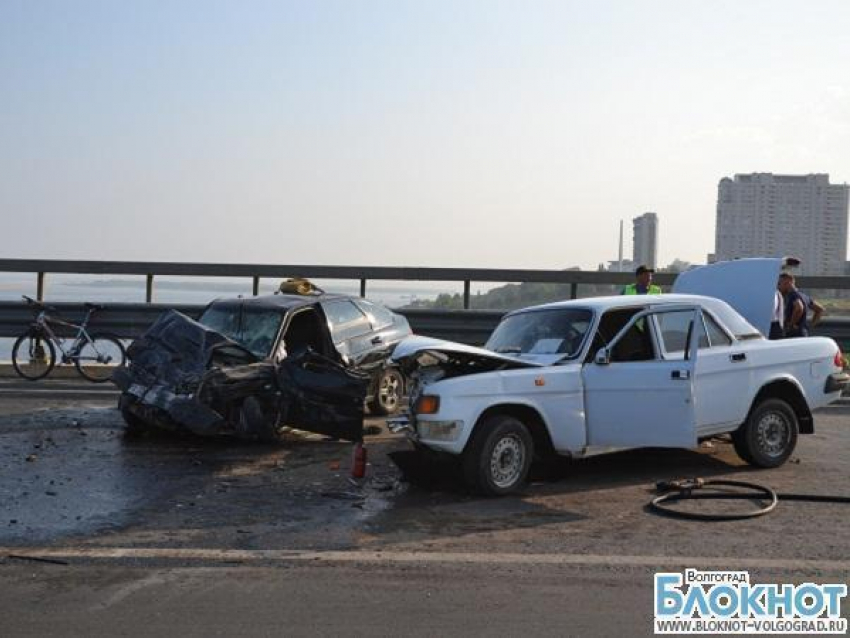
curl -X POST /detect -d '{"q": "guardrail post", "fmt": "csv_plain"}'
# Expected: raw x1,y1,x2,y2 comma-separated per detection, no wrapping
360,278,367,298
570,282,578,299
463,280,471,309
36,272,45,301
252,276,260,296
145,274,154,303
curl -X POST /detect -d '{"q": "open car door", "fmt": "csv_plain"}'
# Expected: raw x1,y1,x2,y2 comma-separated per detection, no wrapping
276,349,370,442
582,306,701,449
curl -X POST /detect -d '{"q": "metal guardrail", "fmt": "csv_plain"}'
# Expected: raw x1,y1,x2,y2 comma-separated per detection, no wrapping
1,301,849,349
4,257,850,309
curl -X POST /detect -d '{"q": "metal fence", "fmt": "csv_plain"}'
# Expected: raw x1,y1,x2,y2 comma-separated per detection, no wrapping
2,258,850,347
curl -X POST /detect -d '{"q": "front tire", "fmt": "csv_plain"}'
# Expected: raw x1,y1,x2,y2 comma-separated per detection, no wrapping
368,368,404,416
463,415,534,496
75,333,127,382
732,398,798,468
11,333,56,381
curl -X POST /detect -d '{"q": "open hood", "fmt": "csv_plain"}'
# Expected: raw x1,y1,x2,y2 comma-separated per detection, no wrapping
673,258,790,337
391,335,543,376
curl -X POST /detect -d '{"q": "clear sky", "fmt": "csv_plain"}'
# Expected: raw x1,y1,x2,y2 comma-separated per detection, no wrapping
1,0,848,270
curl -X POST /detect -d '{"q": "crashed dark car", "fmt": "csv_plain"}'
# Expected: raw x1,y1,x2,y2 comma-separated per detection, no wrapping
112,292,412,441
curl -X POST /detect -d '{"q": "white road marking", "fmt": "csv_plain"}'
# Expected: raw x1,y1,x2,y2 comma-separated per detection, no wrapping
2,547,847,573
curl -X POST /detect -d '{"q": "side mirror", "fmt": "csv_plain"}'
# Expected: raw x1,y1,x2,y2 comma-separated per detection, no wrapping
594,347,610,365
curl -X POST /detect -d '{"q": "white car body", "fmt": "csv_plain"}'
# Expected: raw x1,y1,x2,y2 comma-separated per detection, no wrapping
390,259,846,474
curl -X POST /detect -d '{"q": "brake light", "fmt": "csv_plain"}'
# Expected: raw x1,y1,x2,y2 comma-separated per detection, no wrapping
835,348,845,369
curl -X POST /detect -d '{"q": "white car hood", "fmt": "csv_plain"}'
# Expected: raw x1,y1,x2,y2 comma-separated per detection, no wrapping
391,335,544,369
673,258,786,337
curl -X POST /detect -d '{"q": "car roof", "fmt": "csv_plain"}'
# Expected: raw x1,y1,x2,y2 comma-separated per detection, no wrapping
505,294,762,339
206,292,350,311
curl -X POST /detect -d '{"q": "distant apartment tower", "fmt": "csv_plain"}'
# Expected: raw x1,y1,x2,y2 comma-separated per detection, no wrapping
633,212,658,269
714,173,850,275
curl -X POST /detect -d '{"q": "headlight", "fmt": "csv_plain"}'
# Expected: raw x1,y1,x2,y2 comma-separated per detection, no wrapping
417,420,462,442
414,394,440,415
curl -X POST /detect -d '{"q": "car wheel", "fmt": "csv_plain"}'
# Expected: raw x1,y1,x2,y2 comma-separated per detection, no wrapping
239,396,279,442
463,415,533,496
368,368,404,416
119,394,150,437
732,398,798,468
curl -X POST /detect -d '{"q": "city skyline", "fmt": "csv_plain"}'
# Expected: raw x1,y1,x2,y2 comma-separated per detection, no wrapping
2,1,849,270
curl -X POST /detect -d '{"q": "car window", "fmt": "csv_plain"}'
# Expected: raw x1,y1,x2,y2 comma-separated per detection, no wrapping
199,303,283,357
655,310,707,359
322,300,371,342
355,299,395,329
704,313,733,347
200,304,241,342
610,317,656,362
485,308,593,357
240,308,284,357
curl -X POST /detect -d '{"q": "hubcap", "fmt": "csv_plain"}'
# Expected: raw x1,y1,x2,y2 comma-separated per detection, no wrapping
490,434,525,488
756,411,791,458
379,374,400,410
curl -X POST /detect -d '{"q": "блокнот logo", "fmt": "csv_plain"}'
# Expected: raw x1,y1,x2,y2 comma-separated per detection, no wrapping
654,569,847,635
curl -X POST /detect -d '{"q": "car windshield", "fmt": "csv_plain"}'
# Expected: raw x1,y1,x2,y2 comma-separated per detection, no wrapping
200,304,284,357
485,308,593,358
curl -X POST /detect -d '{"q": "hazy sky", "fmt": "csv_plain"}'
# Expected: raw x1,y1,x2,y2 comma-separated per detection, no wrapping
2,0,848,270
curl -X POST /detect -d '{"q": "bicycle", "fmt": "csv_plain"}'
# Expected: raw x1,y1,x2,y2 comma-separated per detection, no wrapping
12,295,127,383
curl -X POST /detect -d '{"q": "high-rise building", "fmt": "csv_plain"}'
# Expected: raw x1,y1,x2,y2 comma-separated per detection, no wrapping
714,173,850,275
633,212,658,269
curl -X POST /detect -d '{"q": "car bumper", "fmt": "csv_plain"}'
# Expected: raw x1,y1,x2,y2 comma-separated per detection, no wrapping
825,372,850,394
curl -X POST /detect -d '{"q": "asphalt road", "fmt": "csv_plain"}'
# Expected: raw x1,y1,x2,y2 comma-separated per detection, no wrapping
0,378,848,636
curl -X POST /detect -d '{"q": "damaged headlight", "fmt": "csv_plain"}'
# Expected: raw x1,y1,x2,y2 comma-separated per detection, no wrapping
417,420,462,442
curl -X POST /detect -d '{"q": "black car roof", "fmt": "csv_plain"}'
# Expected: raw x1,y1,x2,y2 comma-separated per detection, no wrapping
205,292,350,312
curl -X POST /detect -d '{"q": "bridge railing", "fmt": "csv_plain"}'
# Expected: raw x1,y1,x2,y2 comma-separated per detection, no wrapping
2,258,850,347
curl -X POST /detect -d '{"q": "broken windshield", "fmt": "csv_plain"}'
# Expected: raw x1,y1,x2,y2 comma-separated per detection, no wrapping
200,304,284,357
485,308,593,358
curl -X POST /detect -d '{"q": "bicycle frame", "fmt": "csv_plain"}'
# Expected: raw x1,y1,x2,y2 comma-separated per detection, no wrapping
32,308,98,362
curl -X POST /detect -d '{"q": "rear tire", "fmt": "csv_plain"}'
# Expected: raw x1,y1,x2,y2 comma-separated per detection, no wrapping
11,333,56,381
732,398,798,468
75,333,127,383
463,415,533,496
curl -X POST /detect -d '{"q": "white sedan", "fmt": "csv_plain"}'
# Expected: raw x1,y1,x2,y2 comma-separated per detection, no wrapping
389,259,848,495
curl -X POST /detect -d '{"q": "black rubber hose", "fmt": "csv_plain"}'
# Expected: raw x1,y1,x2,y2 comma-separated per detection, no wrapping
648,478,850,521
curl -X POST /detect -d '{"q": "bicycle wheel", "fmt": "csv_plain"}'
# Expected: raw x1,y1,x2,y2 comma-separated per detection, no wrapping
75,333,127,383
11,332,56,381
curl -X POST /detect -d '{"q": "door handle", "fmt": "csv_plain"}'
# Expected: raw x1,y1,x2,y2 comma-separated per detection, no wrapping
730,353,746,362
671,369,690,380
371,336,383,345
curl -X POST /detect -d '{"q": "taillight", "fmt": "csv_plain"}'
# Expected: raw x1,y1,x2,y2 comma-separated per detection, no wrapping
835,348,845,369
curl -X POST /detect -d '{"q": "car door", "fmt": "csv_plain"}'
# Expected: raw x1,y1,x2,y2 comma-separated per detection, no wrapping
582,306,701,448
320,299,375,365
277,349,370,442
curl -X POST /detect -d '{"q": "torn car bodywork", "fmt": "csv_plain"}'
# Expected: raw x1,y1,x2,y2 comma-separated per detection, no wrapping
112,310,369,442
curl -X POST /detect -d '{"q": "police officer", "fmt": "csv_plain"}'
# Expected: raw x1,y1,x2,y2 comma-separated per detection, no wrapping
622,265,662,295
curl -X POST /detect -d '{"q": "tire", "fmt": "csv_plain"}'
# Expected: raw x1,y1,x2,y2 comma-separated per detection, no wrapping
368,367,404,416
463,415,534,496
11,332,56,381
732,398,798,468
238,396,279,442
75,333,127,383
119,394,151,437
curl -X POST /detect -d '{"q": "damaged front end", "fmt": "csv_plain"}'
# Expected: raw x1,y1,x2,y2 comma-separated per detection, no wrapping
388,336,542,436
112,310,369,442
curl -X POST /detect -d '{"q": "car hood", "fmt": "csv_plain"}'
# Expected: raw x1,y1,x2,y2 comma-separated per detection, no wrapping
672,257,788,337
391,335,544,376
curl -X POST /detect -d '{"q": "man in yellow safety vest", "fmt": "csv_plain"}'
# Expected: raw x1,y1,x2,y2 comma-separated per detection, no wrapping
622,265,662,295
